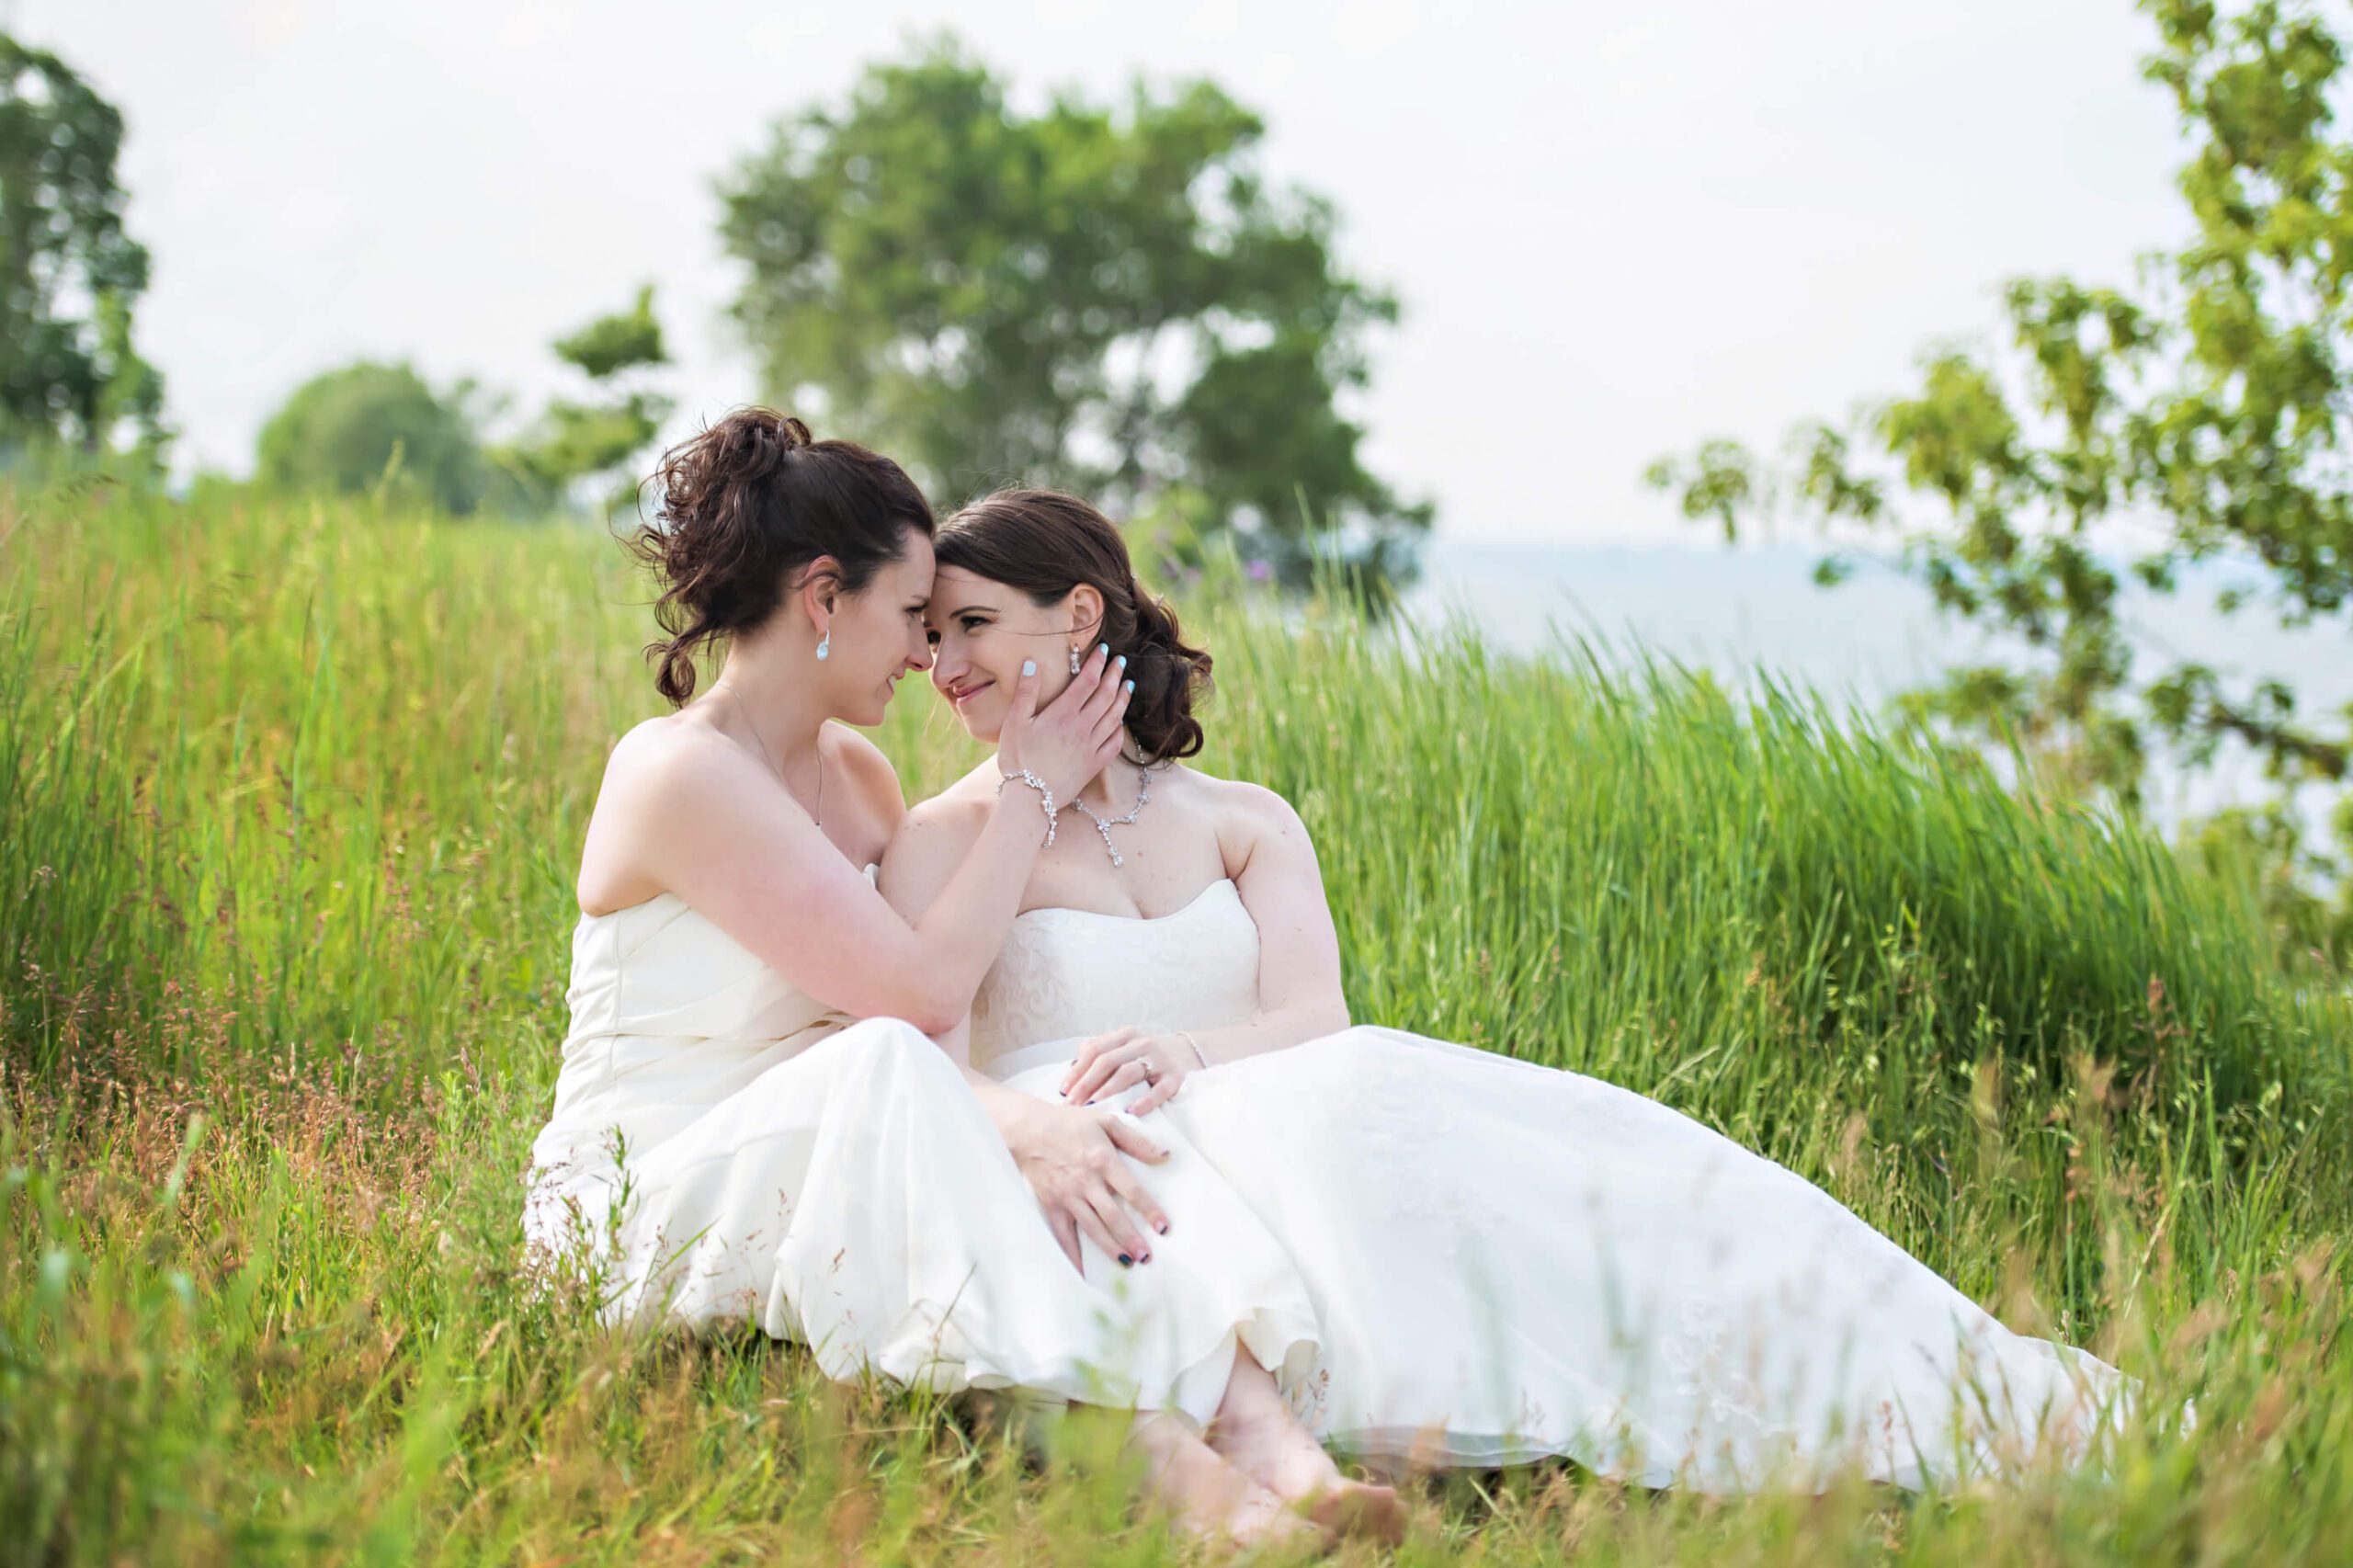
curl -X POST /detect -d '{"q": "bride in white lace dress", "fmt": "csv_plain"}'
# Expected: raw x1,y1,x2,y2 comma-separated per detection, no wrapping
881,488,2135,1493
522,413,1399,1547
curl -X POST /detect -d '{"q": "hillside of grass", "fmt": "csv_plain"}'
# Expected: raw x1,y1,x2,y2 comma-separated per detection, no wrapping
3,481,2348,1564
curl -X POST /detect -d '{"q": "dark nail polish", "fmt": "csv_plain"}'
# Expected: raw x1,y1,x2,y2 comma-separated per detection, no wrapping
1118,1254,1132,1267
1157,1223,1169,1235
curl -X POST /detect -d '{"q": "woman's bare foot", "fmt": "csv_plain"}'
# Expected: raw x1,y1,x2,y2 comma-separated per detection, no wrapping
1204,1351,1408,1546
1209,1404,1405,1544
1125,1410,1324,1551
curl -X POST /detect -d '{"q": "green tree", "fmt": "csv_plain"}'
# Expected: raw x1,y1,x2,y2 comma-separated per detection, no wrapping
1647,0,2353,960
494,284,673,516
0,33,166,462
718,38,1430,594
256,361,486,515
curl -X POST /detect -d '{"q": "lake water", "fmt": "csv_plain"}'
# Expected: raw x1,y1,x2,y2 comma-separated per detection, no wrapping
1406,536,2351,835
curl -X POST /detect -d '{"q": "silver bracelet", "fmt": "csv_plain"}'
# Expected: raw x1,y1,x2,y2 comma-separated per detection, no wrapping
997,767,1057,846
1176,1028,1210,1069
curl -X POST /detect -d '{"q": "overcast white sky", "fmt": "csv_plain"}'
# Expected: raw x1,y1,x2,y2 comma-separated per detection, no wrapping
12,0,2193,542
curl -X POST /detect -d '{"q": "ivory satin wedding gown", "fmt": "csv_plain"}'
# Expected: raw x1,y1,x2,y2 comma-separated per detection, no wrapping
968,879,2134,1491
521,868,1323,1426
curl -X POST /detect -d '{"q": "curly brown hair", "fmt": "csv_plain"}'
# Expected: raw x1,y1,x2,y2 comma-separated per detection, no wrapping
626,409,933,705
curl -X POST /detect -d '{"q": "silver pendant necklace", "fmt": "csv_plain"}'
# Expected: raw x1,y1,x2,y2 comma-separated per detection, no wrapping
711,679,822,826
1066,763,1152,867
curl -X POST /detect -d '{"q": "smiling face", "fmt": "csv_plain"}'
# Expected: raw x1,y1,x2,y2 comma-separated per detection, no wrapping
813,527,938,726
925,564,1095,741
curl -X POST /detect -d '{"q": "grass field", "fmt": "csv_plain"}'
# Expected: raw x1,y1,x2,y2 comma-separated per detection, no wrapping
3,476,2349,1563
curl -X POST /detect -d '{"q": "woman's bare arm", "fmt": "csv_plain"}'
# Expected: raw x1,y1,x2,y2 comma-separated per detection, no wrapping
610,651,1127,1034
1061,782,1349,1108
880,790,1175,1270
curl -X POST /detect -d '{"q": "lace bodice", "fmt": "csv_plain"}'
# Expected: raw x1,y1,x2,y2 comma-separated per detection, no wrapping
968,880,1261,1068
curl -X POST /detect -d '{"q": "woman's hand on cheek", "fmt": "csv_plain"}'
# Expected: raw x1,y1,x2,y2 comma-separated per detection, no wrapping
998,643,1131,802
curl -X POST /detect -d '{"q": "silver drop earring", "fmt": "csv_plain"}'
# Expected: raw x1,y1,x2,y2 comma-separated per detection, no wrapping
1068,646,1082,675
815,631,830,662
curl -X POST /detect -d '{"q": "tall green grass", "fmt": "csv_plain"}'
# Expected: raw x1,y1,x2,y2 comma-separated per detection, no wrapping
3,480,2348,1563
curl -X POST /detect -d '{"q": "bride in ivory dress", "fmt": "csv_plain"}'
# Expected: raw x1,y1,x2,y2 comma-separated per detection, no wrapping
879,487,2138,1493
520,410,1402,1547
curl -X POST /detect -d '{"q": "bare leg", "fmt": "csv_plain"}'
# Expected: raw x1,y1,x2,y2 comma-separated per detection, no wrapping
1205,1344,1407,1545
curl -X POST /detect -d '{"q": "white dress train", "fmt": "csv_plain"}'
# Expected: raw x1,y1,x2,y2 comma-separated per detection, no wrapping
969,879,2134,1490
521,871,1322,1427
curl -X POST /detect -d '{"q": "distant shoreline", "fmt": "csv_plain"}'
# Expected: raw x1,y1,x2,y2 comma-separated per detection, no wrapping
1407,535,2347,835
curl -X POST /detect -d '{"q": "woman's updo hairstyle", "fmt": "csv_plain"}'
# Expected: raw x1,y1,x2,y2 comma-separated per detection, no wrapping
627,408,933,705
935,489,1213,760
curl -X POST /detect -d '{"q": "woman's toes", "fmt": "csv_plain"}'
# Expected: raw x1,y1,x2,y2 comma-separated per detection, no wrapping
1230,1485,1326,1550
1302,1479,1408,1546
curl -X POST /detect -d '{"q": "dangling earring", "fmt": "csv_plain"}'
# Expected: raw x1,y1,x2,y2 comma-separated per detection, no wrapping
1068,646,1082,675
815,631,831,663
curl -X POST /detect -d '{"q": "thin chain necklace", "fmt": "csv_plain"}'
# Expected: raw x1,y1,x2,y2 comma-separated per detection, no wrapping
711,679,822,827
1065,756,1154,867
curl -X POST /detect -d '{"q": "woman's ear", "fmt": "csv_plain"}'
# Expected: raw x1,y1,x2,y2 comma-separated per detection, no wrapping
1063,582,1106,646
796,556,843,634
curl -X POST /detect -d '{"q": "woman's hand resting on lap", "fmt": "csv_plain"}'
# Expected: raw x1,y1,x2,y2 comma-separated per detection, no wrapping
1064,1025,1196,1114
996,1093,1173,1272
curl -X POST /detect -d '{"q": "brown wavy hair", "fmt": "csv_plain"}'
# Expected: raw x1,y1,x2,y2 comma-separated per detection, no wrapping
627,409,933,704
935,489,1212,760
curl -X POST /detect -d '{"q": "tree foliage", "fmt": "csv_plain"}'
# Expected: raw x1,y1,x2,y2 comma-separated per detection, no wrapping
0,33,165,462
1648,0,2353,954
256,361,486,515
717,38,1429,594
494,284,673,515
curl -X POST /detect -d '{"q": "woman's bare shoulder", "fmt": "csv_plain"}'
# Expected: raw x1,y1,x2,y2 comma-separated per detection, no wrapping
820,722,910,825
600,710,720,797
578,712,756,911
1176,766,1316,871
823,722,901,789
1174,764,1304,829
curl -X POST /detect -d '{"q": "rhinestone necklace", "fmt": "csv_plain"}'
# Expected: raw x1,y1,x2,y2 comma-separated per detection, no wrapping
1065,762,1152,867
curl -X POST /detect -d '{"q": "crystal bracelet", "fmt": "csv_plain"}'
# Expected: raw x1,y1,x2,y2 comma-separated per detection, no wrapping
997,767,1058,846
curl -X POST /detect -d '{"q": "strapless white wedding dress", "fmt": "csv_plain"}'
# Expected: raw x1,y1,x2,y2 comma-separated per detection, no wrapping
522,870,1322,1426
969,879,2133,1490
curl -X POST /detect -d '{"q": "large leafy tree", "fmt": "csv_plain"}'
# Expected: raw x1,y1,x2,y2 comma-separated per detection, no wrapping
718,39,1430,594
0,33,165,461
1648,0,2353,960
256,362,487,516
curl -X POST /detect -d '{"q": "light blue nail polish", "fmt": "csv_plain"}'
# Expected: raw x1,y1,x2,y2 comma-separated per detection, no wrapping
1116,654,1127,668
1124,679,1134,693
1021,659,1036,676
1097,642,1108,655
